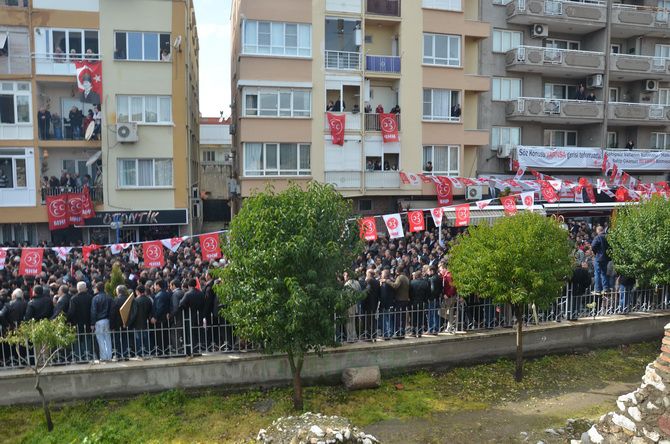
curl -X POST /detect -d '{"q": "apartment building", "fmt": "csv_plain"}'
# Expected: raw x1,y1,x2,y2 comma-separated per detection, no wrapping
199,116,233,227
229,0,491,215
0,0,199,245
479,0,670,182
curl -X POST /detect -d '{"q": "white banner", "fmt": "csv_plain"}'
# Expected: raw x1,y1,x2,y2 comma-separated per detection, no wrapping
515,146,670,171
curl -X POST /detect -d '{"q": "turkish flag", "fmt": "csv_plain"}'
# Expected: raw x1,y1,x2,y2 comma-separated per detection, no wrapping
74,60,103,105
500,195,518,216
19,248,43,276
520,191,535,210
430,207,443,228
382,213,404,239
326,112,345,146
67,192,84,225
408,211,425,232
434,180,453,206
0,248,6,270
454,204,470,227
142,241,165,269
199,233,221,261
82,244,99,262
541,181,559,203
81,186,95,219
46,194,70,231
379,113,399,143
359,217,377,241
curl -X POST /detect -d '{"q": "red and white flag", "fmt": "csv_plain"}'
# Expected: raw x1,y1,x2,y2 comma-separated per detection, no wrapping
434,180,453,206
399,171,420,186
326,112,345,146
199,233,222,261
602,152,613,175
454,204,470,227
74,60,103,105
408,211,425,232
513,166,526,180
445,177,464,190
500,195,518,216
19,248,43,276
458,177,476,187
142,241,165,269
547,180,562,192
0,248,6,270
541,181,559,203
609,164,619,183
81,186,95,220
129,246,139,264
46,194,69,231
161,237,185,253
110,243,130,255
417,174,433,184
585,184,597,204
379,113,399,143
359,217,377,241
82,244,99,262
520,191,535,211
52,247,73,261
383,213,404,239
67,192,84,225
430,207,443,228
476,199,493,210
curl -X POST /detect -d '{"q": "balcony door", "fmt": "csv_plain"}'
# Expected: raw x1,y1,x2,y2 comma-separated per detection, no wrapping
544,83,577,100
659,88,670,106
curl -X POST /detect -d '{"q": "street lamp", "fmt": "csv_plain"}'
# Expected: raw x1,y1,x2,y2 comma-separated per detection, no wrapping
110,214,124,244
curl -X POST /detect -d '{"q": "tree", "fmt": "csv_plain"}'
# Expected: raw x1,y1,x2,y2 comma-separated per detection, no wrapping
104,262,125,297
609,197,670,287
214,182,361,409
0,315,76,431
447,212,572,382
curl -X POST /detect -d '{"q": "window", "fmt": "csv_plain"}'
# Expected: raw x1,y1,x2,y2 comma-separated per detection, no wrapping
116,95,172,124
0,149,27,189
422,0,462,11
242,20,311,57
117,159,173,188
0,81,31,124
358,199,373,212
243,88,311,117
114,31,171,61
423,145,459,175
659,88,670,106
202,150,216,162
656,44,670,59
491,127,521,148
543,130,577,147
544,39,580,50
492,0,512,4
607,131,618,149
243,143,310,176
38,28,99,58
611,44,621,54
0,224,34,245
609,87,619,102
423,89,461,121
492,77,522,101
544,83,577,100
492,29,522,53
423,33,461,66
651,132,670,150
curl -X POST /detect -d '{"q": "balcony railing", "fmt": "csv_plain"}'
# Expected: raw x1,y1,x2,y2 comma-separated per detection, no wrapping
365,171,401,189
324,171,362,189
325,50,361,71
506,0,606,26
366,0,401,16
609,102,670,124
365,55,401,74
612,3,670,30
610,53,670,78
34,52,101,76
0,54,31,75
1,0,27,6
324,112,362,131
507,97,604,122
41,185,103,205
506,46,605,73
364,113,401,131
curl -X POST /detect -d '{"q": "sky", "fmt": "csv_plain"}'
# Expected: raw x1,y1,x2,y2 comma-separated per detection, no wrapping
193,0,232,119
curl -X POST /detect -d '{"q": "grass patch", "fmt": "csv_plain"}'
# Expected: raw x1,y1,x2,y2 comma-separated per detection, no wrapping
0,341,659,444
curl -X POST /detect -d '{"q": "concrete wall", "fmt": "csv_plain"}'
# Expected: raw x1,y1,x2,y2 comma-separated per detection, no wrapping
1,312,667,406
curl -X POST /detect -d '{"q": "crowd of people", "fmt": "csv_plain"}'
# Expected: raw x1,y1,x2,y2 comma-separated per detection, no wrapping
37,104,102,141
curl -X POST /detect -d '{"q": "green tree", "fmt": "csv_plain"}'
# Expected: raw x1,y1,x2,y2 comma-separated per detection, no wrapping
609,196,670,287
213,183,361,409
0,315,76,431
105,262,125,297
447,212,572,382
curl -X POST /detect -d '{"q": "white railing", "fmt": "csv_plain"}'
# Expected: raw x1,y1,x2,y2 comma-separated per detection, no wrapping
365,54,401,73
33,52,101,76
324,171,362,189
364,113,402,131
365,171,401,189
324,50,361,71
610,102,670,120
610,53,669,72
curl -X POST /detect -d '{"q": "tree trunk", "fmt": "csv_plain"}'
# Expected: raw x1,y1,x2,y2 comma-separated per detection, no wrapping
35,373,53,432
287,351,304,410
514,304,524,383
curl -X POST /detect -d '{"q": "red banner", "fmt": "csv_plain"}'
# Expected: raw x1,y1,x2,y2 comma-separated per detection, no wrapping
46,194,69,231
81,186,95,220
0,248,6,270
19,248,43,276
142,241,165,269
408,211,425,232
199,233,222,261
379,113,399,143
359,217,377,241
434,180,453,206
500,195,518,216
326,113,345,146
540,181,559,203
74,60,103,105
454,204,470,227
67,192,84,225
82,244,99,262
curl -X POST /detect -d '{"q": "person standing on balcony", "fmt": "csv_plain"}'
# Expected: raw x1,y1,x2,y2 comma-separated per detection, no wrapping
51,112,62,140
626,139,635,150
364,103,372,113
326,100,334,112
37,107,51,140
93,104,102,141
375,104,384,114
575,83,586,100
69,106,83,139
333,98,345,112
586,92,597,101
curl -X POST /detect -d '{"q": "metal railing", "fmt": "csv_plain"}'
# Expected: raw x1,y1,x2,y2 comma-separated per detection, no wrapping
366,0,401,16
41,185,103,204
33,52,101,76
366,55,401,73
325,50,361,71
364,113,402,131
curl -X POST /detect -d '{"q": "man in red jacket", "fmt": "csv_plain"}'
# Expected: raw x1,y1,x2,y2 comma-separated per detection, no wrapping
439,262,457,333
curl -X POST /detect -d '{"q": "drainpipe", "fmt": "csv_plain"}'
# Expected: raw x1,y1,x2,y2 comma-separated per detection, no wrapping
600,0,613,150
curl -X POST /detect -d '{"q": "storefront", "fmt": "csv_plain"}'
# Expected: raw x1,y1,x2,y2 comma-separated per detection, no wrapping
77,209,189,244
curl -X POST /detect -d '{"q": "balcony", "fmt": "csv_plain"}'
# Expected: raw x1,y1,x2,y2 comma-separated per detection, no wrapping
34,53,101,77
610,54,670,81
41,185,103,205
324,171,362,189
608,102,670,126
0,54,31,75
324,112,362,132
1,0,27,6
365,170,400,189
506,0,606,34
364,113,401,131
366,0,400,17
324,50,361,71
611,3,670,38
326,0,362,14
505,46,604,76
506,97,603,124
365,55,401,75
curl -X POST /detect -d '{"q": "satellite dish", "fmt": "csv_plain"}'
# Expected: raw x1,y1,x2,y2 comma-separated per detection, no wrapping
84,121,96,141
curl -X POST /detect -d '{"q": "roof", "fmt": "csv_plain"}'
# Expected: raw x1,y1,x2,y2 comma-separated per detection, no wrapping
201,116,231,125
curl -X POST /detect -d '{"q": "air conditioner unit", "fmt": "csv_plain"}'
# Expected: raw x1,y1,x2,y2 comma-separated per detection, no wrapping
192,199,202,219
530,24,548,38
497,144,513,158
587,74,603,89
116,122,138,143
466,185,483,201
644,79,659,92
228,123,236,135
516,46,526,62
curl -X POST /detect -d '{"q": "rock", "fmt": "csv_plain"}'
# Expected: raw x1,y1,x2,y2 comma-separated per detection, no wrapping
629,406,643,422
544,428,560,436
631,437,646,444
611,413,636,433
616,400,626,412
335,433,343,442
310,425,325,437
648,402,660,410
570,440,581,444
644,366,667,392
643,428,661,442
587,425,604,444
362,439,372,444
341,367,381,391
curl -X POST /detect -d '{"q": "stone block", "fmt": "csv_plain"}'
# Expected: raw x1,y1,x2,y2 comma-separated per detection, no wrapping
342,367,381,391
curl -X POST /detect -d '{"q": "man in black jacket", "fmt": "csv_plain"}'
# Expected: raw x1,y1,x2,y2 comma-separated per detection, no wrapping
426,265,442,334
409,270,430,337
379,269,395,339
1,288,27,329
570,261,592,320
24,285,53,321
51,285,71,320
90,282,113,361
362,269,380,340
150,280,171,353
169,279,184,352
109,285,129,359
179,278,204,354
67,282,93,360
128,285,152,357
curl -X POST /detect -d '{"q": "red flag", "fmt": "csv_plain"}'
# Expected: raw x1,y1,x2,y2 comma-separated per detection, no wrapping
602,152,610,174
454,204,470,227
195,277,202,291
382,214,404,239
199,233,222,261
67,192,84,225
142,241,165,269
359,217,377,241
408,211,425,232
19,248,43,277
74,60,103,104
379,113,399,143
46,193,69,231
541,181,559,203
520,191,535,210
434,180,453,206
326,112,345,146
500,195,518,216
585,184,597,204
399,171,410,185
609,163,618,183
81,186,95,219
417,174,433,184
430,207,443,227
82,244,99,262
0,248,6,270
615,187,630,202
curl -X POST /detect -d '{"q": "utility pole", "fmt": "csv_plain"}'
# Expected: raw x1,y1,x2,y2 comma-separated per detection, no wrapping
601,0,613,150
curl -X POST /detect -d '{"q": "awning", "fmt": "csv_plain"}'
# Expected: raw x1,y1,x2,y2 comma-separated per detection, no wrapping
543,202,638,213
86,150,101,166
443,205,546,226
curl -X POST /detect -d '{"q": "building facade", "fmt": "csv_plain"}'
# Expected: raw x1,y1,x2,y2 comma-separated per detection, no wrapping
0,0,199,245
230,0,491,215
199,116,233,228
